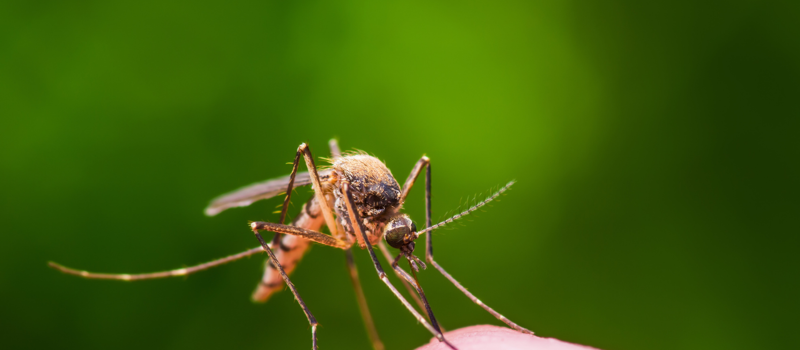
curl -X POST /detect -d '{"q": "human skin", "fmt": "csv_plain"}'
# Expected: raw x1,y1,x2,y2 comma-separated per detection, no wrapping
415,325,599,350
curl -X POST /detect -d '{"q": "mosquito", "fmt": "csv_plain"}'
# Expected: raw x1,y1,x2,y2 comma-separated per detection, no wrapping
49,140,533,350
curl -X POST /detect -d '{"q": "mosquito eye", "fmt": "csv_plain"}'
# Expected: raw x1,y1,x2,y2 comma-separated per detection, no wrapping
411,222,417,233
385,226,409,248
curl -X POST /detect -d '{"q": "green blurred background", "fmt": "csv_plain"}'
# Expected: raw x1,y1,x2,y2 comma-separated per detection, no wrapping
1,1,798,349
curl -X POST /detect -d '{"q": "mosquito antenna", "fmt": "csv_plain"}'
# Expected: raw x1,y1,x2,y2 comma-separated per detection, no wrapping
413,180,515,239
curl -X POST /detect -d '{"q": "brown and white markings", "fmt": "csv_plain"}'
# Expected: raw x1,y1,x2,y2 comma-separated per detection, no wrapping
49,140,533,350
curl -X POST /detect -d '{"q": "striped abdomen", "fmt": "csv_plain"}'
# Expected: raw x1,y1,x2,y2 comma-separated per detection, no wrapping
251,197,325,302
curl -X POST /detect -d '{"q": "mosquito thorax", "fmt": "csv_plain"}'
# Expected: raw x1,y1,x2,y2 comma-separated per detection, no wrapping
384,214,417,249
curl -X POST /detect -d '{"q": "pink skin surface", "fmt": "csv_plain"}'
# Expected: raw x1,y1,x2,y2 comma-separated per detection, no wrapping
416,325,599,350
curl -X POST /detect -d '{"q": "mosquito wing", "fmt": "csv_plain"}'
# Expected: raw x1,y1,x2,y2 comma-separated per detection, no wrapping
205,169,332,216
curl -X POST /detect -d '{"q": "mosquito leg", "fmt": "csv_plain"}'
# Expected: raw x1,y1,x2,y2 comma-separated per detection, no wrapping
251,227,319,350
386,253,445,335
341,182,457,350
297,143,340,239
250,221,350,250
48,246,266,280
344,248,384,350
271,142,304,247
377,241,428,318
421,161,534,334
336,173,383,349
399,156,429,204
333,141,381,348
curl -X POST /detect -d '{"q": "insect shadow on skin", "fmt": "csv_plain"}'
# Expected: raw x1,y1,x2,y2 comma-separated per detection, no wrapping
48,139,532,350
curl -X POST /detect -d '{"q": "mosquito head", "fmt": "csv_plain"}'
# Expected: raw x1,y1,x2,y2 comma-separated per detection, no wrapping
384,214,418,250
